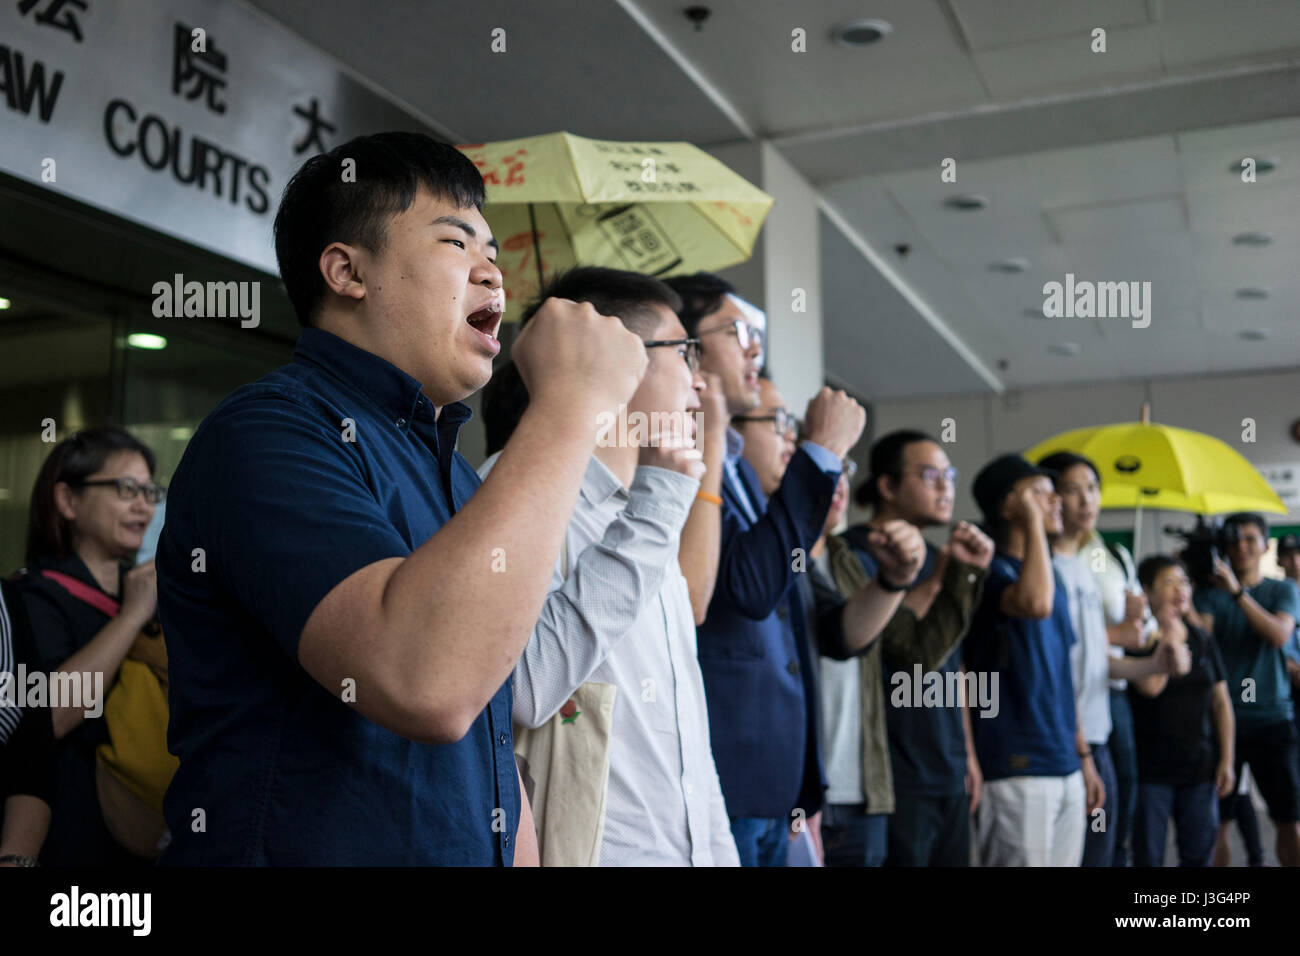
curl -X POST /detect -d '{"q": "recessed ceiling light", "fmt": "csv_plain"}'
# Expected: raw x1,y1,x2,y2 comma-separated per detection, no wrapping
1238,329,1269,341
0,297,10,310
944,194,987,211
1235,287,1270,300
1231,156,1277,175
126,333,167,350
1049,342,1080,356
1232,231,1273,247
990,258,1029,274
832,19,892,46
1022,307,1049,319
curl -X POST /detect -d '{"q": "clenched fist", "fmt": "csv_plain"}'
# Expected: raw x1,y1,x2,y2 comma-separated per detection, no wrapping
948,521,993,569
513,297,647,429
639,416,706,482
802,387,865,459
863,519,926,591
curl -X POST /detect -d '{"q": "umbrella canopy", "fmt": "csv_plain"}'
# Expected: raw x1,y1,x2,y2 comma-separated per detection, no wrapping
1024,420,1286,516
458,132,773,313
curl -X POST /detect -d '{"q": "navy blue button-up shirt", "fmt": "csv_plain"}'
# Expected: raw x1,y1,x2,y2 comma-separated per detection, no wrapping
157,327,518,865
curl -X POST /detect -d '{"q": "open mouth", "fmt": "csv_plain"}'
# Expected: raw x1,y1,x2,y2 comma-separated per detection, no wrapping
465,298,504,352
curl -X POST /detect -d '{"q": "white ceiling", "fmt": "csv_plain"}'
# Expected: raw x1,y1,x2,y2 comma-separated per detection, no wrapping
243,0,1300,399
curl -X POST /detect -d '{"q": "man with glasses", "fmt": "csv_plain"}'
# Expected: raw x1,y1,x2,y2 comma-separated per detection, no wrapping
823,431,993,866
479,266,739,865
664,273,868,865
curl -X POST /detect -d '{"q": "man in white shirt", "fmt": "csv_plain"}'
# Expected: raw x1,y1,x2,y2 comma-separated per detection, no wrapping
479,266,738,865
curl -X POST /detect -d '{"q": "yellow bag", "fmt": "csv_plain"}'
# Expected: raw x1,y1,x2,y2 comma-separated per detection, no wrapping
95,632,178,859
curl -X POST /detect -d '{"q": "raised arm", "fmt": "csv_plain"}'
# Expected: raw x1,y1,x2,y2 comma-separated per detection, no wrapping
510,463,698,728
678,373,727,625
999,488,1054,620
180,301,647,747
713,389,862,621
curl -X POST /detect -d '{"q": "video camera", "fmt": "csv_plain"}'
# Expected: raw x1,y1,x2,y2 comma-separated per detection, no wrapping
1166,518,1243,589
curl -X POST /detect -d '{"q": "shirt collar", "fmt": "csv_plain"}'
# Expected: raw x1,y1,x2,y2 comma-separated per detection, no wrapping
581,455,626,506
293,327,471,429
725,425,745,463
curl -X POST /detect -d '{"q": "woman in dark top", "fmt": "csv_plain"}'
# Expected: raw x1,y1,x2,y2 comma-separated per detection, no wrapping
13,426,162,867
1,578,55,866
1130,555,1235,867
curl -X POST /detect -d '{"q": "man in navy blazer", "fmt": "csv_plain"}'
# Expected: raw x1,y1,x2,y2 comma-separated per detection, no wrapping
666,273,869,865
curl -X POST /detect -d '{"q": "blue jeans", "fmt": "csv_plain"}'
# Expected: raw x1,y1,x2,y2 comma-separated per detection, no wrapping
1109,689,1138,866
1134,780,1219,866
1081,741,1118,866
822,804,889,867
730,817,788,867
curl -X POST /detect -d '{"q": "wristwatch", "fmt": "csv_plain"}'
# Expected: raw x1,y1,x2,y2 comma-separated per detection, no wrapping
0,853,38,867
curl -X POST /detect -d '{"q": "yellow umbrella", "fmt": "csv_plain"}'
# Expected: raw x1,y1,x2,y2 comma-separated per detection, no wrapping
458,132,773,314
1024,416,1286,516
1024,406,1285,559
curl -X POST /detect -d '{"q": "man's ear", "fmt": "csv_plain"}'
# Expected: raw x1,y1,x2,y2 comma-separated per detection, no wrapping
877,474,896,505
319,243,366,303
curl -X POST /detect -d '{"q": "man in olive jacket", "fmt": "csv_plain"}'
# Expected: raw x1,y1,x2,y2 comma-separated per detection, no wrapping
829,430,993,867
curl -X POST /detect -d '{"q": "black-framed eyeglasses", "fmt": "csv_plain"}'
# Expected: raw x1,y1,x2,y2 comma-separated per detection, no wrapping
697,319,764,359
905,465,958,488
643,337,702,374
73,477,166,503
734,406,796,439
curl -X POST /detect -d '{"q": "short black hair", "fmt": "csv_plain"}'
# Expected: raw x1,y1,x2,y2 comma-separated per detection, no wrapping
856,429,937,508
481,359,529,458
1138,554,1188,592
662,272,735,338
482,267,683,451
273,131,486,326
1037,451,1101,488
517,266,681,337
1224,511,1268,539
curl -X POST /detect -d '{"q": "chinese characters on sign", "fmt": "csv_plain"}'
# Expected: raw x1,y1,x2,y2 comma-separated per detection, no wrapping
17,0,87,43
291,97,336,155
172,22,228,115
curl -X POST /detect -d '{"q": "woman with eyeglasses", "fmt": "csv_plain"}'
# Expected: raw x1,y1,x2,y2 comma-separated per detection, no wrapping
14,425,163,866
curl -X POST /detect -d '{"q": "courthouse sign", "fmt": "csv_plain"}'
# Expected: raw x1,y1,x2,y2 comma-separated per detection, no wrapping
1,0,440,272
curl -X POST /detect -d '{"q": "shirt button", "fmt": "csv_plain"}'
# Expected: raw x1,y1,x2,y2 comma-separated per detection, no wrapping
499,733,507,746
685,783,694,795
504,834,510,847
395,417,406,429
968,573,977,583
787,661,800,677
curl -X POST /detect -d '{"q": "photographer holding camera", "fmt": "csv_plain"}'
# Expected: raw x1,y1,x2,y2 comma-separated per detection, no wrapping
1189,512,1300,866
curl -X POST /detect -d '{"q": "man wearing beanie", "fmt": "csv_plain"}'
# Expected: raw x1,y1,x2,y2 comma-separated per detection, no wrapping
963,455,1102,865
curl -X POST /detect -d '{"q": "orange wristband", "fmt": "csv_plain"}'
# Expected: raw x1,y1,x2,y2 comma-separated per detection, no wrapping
695,490,723,506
